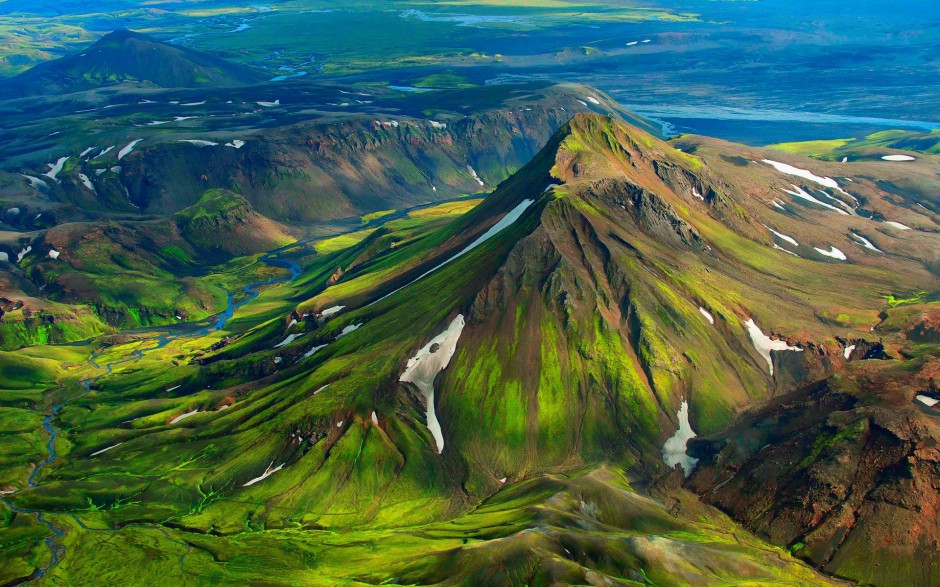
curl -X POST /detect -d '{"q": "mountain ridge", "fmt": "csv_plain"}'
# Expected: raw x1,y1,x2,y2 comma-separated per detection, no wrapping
0,30,265,99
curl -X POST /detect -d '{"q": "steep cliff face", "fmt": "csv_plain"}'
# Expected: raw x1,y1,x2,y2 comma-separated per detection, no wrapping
686,357,940,587
119,104,582,222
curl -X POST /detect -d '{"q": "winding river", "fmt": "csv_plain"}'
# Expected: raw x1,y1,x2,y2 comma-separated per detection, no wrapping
1,194,475,581
1,246,302,582
0,197,474,582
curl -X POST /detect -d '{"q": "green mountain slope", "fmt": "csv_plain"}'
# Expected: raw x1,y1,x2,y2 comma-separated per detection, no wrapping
1,113,937,585
769,129,940,160
0,82,638,225
0,190,293,347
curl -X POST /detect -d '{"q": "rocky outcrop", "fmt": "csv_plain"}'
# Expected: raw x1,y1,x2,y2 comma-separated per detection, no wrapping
686,358,940,587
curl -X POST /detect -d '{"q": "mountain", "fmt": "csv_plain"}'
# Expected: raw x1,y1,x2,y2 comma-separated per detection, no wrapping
0,82,639,225
0,83,635,349
0,30,265,99
687,353,940,587
0,189,293,348
2,111,936,585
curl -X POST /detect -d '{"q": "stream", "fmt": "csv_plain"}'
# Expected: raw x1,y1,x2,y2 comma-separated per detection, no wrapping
1,194,475,582
1,247,302,582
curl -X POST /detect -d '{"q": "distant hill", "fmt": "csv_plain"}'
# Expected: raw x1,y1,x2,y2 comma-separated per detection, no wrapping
768,128,940,160
0,30,265,98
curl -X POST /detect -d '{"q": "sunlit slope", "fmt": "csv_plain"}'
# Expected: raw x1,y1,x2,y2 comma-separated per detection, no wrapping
1,190,293,348
2,113,936,585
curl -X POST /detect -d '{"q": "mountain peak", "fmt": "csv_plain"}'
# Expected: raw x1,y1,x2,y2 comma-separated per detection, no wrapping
550,113,702,186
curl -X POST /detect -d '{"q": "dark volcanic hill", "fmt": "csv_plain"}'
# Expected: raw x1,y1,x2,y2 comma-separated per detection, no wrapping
0,30,265,98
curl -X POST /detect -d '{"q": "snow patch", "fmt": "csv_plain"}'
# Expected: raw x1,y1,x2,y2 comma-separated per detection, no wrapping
78,173,95,192
337,323,362,338
662,401,698,477
79,147,95,158
692,188,704,201
765,225,798,247
467,165,484,187
817,190,855,213
881,154,915,162
274,333,301,348
43,156,69,181
371,411,379,425
321,305,345,318
302,344,327,359
22,175,48,190
177,140,219,147
883,221,911,231
90,443,123,457
95,146,115,159
585,96,601,105
762,159,845,192
850,232,881,253
844,344,856,360
16,246,31,263
916,395,939,407
698,307,714,325
118,139,143,160
371,199,534,305
745,318,803,376
400,315,465,454
170,409,200,424
225,139,246,149
814,246,847,260
257,100,280,107
781,185,849,215
242,462,284,487
48,249,60,260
